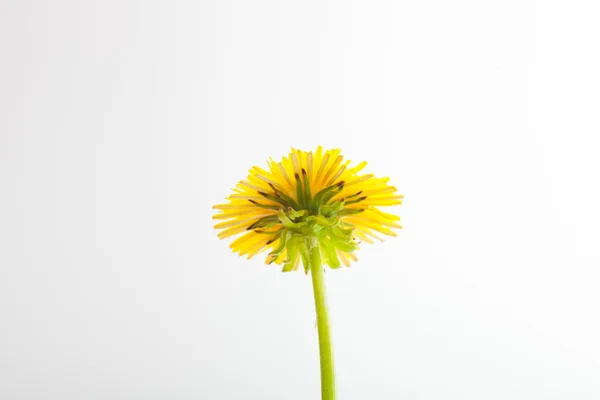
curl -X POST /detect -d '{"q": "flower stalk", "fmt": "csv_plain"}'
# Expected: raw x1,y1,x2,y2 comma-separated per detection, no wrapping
309,238,335,400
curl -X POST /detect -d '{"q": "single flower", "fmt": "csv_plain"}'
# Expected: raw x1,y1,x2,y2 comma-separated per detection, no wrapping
213,146,402,272
213,147,402,400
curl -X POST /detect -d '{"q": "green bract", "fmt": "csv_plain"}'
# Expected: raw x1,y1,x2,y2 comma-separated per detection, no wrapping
267,197,360,273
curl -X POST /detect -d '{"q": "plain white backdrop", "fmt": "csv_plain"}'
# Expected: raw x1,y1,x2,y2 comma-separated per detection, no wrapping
1,1,599,399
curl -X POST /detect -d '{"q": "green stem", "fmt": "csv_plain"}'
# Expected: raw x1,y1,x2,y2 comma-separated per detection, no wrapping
309,239,336,400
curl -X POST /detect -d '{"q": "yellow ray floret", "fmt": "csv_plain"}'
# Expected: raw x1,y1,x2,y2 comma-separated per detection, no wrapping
213,147,402,272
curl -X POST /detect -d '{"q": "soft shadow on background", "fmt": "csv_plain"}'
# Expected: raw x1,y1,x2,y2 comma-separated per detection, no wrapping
1,1,599,399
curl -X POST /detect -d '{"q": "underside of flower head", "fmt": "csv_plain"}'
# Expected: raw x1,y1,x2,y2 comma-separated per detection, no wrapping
213,147,402,272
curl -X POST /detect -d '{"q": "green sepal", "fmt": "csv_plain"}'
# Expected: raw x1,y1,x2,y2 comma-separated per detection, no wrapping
282,235,301,272
248,200,281,210
302,169,312,209
338,208,365,217
268,183,300,209
319,185,344,207
320,239,341,269
258,191,289,208
346,190,363,199
310,215,335,228
320,200,344,217
298,237,311,274
287,208,307,220
247,215,279,231
265,229,283,243
331,225,353,239
313,182,343,208
268,230,289,264
344,196,367,206
295,173,305,208
330,235,357,253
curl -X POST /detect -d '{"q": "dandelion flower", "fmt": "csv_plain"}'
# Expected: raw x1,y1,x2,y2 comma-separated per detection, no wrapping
213,147,403,400
213,146,402,271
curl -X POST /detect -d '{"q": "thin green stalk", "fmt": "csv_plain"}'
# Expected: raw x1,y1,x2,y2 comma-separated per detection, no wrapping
309,239,335,400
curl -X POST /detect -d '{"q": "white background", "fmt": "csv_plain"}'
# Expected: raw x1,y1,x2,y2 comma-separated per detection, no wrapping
1,1,599,399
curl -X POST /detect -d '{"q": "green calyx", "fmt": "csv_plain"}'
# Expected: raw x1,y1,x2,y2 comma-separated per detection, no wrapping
250,169,368,272
268,199,361,273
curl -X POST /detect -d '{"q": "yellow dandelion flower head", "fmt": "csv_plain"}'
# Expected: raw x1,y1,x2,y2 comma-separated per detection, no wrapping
213,147,403,272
